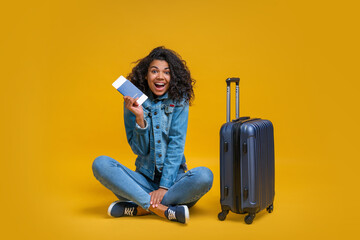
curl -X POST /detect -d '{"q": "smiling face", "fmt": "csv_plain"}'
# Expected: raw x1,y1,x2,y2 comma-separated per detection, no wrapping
146,60,171,96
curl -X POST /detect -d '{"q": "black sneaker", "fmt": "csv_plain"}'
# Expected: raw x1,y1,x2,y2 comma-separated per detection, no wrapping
107,201,138,217
165,205,190,224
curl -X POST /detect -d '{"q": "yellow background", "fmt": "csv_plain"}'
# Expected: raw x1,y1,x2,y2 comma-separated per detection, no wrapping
1,0,360,239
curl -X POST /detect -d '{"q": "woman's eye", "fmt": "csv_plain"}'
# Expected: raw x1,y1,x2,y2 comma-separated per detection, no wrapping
164,71,170,75
151,70,158,74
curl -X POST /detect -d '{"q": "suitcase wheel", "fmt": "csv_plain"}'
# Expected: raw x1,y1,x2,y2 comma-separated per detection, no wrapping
266,204,274,213
218,210,229,221
244,213,255,224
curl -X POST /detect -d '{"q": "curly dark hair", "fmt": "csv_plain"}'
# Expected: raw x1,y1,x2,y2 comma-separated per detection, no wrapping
127,46,195,104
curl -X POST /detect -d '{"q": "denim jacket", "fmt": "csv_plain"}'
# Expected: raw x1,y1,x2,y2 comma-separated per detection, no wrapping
124,91,189,189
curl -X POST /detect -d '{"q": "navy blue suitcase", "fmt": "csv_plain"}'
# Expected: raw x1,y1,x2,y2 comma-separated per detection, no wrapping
218,78,275,224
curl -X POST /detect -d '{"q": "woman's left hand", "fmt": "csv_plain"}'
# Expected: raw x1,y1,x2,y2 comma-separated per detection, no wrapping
149,188,168,208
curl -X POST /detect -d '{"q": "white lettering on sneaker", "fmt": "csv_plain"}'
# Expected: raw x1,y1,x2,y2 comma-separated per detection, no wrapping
167,209,176,220
124,207,135,216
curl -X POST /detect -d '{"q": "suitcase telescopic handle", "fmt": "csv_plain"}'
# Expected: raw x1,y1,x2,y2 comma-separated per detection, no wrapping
226,78,240,123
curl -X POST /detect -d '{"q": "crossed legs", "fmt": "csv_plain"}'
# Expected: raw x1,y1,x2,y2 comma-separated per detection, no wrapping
92,155,213,222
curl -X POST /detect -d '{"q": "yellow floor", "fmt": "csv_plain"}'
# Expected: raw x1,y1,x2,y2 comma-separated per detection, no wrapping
3,152,358,240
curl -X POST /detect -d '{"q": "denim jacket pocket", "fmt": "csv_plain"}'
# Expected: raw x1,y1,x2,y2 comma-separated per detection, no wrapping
162,104,174,132
164,105,174,114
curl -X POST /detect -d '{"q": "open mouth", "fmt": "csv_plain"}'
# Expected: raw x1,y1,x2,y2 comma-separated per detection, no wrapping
154,82,166,90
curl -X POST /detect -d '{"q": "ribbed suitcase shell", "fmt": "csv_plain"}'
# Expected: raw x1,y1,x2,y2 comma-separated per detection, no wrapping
219,118,275,224
218,78,275,224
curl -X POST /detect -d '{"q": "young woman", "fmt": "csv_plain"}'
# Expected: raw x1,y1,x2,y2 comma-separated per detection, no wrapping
92,46,213,224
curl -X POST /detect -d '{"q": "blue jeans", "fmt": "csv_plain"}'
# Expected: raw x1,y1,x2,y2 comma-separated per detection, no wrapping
92,156,214,210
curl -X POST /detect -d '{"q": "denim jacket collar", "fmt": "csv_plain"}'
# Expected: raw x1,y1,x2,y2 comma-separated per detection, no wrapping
142,89,170,110
142,89,186,110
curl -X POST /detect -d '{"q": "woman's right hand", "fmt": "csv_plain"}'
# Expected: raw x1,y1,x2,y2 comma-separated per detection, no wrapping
124,96,145,128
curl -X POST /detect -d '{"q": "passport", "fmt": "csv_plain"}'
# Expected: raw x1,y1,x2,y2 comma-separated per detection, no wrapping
112,75,148,106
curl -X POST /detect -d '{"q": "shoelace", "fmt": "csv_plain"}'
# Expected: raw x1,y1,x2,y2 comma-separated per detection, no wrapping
124,207,135,216
167,209,176,220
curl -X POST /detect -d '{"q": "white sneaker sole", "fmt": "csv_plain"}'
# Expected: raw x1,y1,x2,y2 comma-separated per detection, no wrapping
107,200,121,217
183,205,190,224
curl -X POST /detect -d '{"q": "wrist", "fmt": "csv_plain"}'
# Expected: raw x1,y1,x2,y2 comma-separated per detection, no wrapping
136,116,145,128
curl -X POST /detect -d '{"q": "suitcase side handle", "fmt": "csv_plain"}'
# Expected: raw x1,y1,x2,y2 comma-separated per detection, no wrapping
226,78,240,123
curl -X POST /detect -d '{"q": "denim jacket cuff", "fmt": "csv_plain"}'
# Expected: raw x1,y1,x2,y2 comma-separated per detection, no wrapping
159,177,173,189
135,119,148,133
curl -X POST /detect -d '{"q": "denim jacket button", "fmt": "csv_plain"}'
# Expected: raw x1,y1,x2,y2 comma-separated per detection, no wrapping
158,154,162,157
157,140,161,143
156,125,159,129
154,111,157,115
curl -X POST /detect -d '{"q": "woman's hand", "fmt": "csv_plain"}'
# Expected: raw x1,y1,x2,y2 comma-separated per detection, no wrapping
149,188,168,208
123,96,145,128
